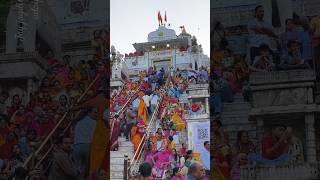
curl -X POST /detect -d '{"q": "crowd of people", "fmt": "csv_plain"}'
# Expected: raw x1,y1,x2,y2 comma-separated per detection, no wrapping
110,66,210,179
213,119,304,180
0,29,109,179
211,5,320,116
211,4,320,180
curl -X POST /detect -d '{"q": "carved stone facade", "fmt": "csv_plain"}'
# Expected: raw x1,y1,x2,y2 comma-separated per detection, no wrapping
0,52,46,103
249,70,318,163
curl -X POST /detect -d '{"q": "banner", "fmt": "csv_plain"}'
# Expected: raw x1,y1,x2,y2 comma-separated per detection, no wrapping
187,121,210,153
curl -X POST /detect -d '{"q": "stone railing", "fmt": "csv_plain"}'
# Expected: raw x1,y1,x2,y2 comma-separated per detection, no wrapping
249,70,315,85
249,70,316,112
240,163,319,180
0,51,47,69
186,113,209,120
187,83,209,90
0,52,47,79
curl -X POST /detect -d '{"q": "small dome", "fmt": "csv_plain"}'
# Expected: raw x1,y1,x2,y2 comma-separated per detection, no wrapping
148,26,177,42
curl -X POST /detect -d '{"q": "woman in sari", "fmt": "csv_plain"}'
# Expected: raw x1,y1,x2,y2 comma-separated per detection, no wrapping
151,145,174,178
131,123,144,153
230,131,255,180
110,115,121,151
7,94,22,118
144,142,155,167
213,119,231,180
137,92,147,125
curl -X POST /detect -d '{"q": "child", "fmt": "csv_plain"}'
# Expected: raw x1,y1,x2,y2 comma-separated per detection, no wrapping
251,44,275,72
280,40,310,70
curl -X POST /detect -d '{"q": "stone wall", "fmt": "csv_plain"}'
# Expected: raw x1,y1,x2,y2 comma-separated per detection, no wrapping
249,70,317,162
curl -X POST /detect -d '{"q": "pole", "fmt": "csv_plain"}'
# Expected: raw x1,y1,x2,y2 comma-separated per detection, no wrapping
124,154,128,180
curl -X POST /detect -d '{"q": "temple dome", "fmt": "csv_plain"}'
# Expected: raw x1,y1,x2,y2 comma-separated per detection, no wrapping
147,26,177,42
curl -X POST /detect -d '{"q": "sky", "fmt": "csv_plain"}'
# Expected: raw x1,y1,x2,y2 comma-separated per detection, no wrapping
110,0,210,56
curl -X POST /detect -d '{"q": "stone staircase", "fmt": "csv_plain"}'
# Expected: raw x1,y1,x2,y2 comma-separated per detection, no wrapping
110,136,134,180
221,94,257,145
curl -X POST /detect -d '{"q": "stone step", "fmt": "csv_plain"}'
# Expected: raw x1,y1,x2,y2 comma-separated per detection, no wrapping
118,137,127,142
110,157,126,164
118,145,134,152
110,151,133,158
222,103,251,111
119,141,133,147
233,94,244,101
110,164,125,172
110,171,124,179
221,112,248,118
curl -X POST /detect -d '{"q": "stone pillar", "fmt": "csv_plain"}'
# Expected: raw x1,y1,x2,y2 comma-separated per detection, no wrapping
26,79,34,104
24,4,37,52
205,97,209,114
256,117,264,148
307,87,314,104
305,113,317,163
6,6,18,53
277,0,293,31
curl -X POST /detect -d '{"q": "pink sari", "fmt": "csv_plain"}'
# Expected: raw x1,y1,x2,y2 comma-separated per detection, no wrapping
144,151,155,167
153,150,173,169
152,150,173,177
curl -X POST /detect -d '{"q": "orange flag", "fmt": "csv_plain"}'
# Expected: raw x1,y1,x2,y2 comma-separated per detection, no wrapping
164,11,167,22
158,11,163,26
137,98,147,125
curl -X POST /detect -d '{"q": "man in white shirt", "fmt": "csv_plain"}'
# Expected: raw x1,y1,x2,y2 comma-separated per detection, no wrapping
73,107,97,175
142,93,151,115
132,97,140,111
200,141,210,178
248,5,277,64
150,92,159,113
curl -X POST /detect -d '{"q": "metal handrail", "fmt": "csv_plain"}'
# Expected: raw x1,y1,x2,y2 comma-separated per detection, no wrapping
129,76,171,176
110,79,143,138
22,74,101,170
110,89,140,139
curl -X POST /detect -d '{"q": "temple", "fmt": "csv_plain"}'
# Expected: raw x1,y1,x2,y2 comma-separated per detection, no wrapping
110,20,210,179
122,25,209,77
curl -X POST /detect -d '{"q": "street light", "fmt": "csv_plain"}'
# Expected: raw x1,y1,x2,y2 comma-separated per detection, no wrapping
166,44,170,48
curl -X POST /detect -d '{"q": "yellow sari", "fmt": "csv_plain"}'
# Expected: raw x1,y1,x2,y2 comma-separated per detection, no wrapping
171,113,185,131
131,126,142,152
137,98,147,125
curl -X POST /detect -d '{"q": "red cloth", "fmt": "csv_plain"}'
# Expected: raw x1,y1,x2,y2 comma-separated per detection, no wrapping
0,127,10,145
7,105,19,118
0,127,10,137
38,121,55,137
0,142,14,159
261,133,288,160
179,147,186,157
191,103,200,112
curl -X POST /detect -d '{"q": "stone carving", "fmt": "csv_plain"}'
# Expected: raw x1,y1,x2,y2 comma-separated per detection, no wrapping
253,88,308,108
250,70,315,85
